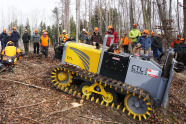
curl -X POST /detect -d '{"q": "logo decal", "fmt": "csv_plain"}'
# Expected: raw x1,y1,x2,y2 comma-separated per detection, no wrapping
70,47,90,70
145,69,159,78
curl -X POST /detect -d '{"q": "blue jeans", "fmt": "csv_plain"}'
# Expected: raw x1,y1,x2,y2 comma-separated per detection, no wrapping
1,42,6,53
155,47,164,62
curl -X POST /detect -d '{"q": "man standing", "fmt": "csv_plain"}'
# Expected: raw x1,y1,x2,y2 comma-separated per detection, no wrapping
106,26,119,47
152,32,164,63
0,29,8,53
129,24,141,50
33,30,40,54
39,31,51,58
11,27,20,48
120,33,130,53
22,30,30,55
79,29,88,43
137,30,151,55
7,31,11,41
59,30,69,43
90,27,103,47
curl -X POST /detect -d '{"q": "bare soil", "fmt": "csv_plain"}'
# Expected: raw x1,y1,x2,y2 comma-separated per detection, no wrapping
0,48,185,124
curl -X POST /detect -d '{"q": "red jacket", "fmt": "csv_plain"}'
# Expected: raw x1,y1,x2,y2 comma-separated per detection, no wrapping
106,30,119,46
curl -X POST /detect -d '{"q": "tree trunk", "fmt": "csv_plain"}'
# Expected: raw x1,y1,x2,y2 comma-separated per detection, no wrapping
64,0,70,33
76,0,80,41
88,0,92,33
141,0,147,29
177,0,180,34
184,0,186,39
130,0,134,27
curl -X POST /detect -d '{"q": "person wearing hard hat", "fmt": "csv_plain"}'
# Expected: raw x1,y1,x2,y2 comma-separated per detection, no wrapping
120,33,131,53
10,27,20,48
33,30,40,54
1,41,22,60
79,28,88,43
105,25,119,47
39,31,51,58
0,29,9,53
152,32,164,63
176,38,185,64
129,24,141,50
171,34,182,58
7,31,11,41
136,29,151,55
59,30,69,43
11,27,20,48
90,27,103,48
22,30,30,55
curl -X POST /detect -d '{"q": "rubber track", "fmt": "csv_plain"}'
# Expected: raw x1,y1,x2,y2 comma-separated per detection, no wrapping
51,64,154,121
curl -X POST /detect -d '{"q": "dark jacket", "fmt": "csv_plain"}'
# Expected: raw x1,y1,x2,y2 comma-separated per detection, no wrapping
22,33,30,43
106,30,119,46
11,31,20,42
0,32,8,44
79,32,88,41
137,36,151,50
90,32,103,45
152,36,162,48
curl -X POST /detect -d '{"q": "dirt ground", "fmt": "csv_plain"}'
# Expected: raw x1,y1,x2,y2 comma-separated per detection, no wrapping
0,48,185,124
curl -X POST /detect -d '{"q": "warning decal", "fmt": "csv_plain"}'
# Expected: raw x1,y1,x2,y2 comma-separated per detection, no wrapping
146,69,159,78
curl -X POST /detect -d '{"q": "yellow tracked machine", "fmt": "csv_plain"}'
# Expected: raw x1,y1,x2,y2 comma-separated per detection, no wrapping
51,35,183,121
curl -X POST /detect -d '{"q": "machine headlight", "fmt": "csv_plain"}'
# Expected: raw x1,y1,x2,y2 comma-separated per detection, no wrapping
8,59,12,63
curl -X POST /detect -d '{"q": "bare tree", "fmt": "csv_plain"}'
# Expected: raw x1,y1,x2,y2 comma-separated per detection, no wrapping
76,0,81,41
184,0,186,38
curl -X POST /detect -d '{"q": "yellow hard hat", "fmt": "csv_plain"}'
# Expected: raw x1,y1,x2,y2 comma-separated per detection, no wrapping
63,30,66,33
7,41,14,46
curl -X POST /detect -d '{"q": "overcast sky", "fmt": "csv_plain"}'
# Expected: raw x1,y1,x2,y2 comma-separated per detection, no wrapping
0,0,61,30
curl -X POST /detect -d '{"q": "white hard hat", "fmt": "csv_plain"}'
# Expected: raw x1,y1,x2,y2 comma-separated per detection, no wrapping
82,29,86,32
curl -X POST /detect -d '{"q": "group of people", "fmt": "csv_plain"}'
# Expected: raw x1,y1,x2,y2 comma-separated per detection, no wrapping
0,27,51,59
1,24,185,64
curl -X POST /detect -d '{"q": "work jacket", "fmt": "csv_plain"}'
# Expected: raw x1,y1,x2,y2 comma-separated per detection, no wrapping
137,36,151,50
22,33,30,43
152,36,163,48
33,34,40,43
11,31,20,42
129,29,141,43
1,46,21,57
106,30,119,46
39,36,51,47
90,32,103,45
0,32,8,44
172,39,180,48
120,36,131,45
59,34,69,43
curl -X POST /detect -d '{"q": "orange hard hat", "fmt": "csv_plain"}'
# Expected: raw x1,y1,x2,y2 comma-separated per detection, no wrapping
151,32,155,34
3,29,6,32
143,29,149,34
132,24,138,27
177,35,181,37
35,29,38,32
140,32,142,34
13,27,16,30
9,31,11,34
94,27,99,31
180,38,184,41
108,25,113,29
